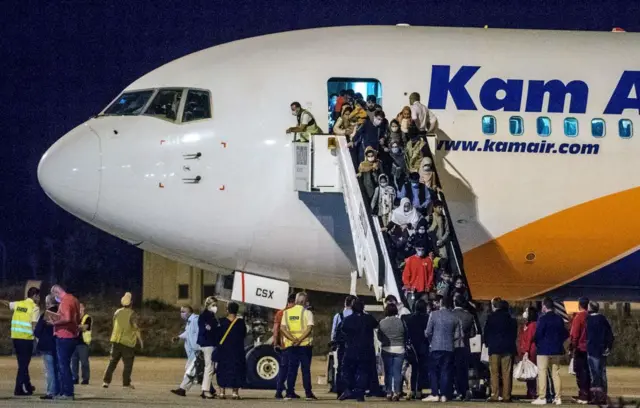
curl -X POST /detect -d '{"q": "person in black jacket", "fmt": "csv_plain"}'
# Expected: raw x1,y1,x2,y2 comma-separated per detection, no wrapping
533,297,569,406
197,296,219,399
34,295,59,400
586,302,614,404
483,297,517,402
338,299,379,402
404,299,430,400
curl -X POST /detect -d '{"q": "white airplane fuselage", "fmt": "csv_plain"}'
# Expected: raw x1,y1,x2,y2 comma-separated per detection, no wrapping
38,26,640,301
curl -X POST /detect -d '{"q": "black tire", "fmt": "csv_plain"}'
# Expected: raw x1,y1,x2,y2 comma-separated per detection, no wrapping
245,345,280,390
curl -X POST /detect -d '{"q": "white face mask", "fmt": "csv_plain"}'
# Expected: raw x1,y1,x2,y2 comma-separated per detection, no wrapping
416,250,425,257
391,147,400,154
367,156,375,162
523,310,529,320
209,306,218,314
291,110,298,116
418,228,426,234
373,118,382,126
380,182,388,188
391,126,399,132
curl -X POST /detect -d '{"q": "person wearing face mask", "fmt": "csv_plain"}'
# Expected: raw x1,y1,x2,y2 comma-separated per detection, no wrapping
428,202,450,260
286,101,323,142
409,219,431,254
409,92,438,134
332,105,354,137
350,109,385,164
396,106,413,135
387,197,423,235
419,157,437,191
365,95,382,120
451,277,470,303
388,141,408,191
402,244,435,306
171,306,201,397
405,124,427,173
518,306,539,400
398,172,432,216
371,174,396,227
357,147,381,203
387,119,404,146
197,297,219,399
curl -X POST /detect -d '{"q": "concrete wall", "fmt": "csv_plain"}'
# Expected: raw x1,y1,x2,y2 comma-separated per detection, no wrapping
142,251,230,308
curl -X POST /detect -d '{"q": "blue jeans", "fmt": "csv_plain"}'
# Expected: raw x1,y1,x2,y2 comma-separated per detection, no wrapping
587,355,608,393
286,346,312,396
382,351,404,394
56,337,78,397
276,348,289,394
71,343,90,383
430,350,453,398
42,352,60,396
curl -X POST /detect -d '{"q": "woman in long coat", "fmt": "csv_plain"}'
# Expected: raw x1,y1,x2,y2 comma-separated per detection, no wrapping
216,302,247,399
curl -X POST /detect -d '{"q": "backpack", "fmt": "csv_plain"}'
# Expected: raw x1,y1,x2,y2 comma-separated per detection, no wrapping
333,312,346,345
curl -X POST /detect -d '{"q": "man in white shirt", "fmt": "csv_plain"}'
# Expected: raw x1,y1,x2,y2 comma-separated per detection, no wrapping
409,92,438,134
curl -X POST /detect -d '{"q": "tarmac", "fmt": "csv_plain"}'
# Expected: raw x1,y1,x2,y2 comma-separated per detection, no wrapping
0,356,639,407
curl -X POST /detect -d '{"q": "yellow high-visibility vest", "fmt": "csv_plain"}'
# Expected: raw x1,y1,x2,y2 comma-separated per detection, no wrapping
11,299,35,340
81,314,92,345
283,305,312,347
110,307,137,348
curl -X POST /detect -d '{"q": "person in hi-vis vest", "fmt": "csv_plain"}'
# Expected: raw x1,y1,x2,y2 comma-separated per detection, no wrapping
279,292,317,401
1,287,41,396
72,303,92,385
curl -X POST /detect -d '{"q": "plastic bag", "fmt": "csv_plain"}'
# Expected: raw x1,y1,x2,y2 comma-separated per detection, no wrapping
513,357,538,381
480,345,489,364
568,357,576,375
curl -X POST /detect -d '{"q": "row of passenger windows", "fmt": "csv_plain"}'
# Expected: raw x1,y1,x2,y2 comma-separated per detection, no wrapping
482,116,634,139
103,88,212,123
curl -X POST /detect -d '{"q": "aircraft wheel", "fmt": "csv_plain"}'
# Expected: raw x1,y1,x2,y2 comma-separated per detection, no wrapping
245,345,280,389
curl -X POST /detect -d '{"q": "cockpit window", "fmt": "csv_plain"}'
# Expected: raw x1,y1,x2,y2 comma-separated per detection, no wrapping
182,90,211,122
103,90,154,116
144,89,183,122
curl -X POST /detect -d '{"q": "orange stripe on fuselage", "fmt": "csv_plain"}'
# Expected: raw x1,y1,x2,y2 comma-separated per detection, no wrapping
465,186,640,300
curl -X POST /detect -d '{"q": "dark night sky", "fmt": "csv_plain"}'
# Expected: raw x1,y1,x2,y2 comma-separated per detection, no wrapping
1,0,638,283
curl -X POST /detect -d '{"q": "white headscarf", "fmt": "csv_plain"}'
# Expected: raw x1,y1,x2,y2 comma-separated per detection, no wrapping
391,197,422,228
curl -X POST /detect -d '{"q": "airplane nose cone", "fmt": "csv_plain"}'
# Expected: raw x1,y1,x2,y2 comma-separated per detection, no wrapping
38,124,101,221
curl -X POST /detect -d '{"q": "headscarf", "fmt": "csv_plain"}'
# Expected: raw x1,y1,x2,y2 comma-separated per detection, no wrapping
358,146,379,173
389,141,406,170
121,292,132,307
387,119,403,145
397,106,412,133
391,197,422,228
418,157,436,189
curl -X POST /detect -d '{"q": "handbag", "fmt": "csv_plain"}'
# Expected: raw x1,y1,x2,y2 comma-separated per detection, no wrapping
212,318,238,362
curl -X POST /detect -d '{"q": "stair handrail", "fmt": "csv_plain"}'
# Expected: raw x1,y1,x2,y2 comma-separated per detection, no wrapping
334,136,384,300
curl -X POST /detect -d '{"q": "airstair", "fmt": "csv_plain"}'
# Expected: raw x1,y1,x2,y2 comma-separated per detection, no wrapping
292,134,474,310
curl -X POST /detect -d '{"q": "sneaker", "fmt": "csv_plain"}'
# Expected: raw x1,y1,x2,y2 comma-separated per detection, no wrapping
305,393,318,401
532,397,548,405
553,398,562,405
440,396,448,402
575,399,588,405
284,394,296,401
102,383,109,389
171,388,186,397
423,395,440,402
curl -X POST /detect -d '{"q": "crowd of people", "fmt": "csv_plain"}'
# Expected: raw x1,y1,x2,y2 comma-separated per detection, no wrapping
327,294,615,405
288,90,466,316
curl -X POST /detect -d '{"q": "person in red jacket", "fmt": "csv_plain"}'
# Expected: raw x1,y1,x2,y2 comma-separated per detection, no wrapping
402,245,434,308
569,297,590,404
518,306,538,399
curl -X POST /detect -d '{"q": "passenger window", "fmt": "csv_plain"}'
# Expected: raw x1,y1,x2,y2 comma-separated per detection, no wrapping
537,117,551,137
564,117,579,137
482,115,496,135
509,116,524,136
183,90,212,122
591,119,606,138
619,119,633,138
144,89,184,122
327,77,382,133
104,90,154,116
